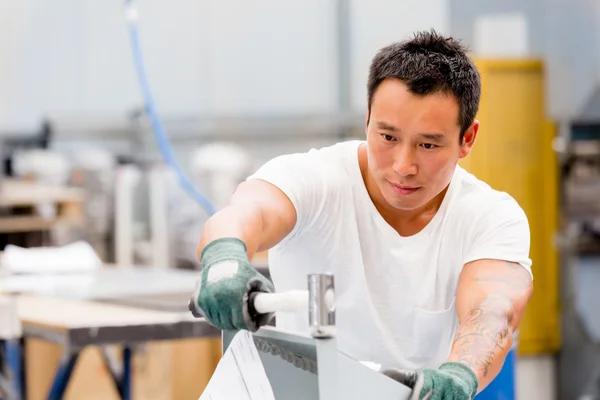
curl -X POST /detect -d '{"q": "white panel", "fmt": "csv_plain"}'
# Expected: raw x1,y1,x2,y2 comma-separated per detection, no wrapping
79,0,338,116
0,0,83,130
0,1,453,129
37,0,85,116
81,0,214,115
205,0,338,114
350,0,450,111
540,0,600,118
80,1,139,114
0,0,36,129
449,0,600,120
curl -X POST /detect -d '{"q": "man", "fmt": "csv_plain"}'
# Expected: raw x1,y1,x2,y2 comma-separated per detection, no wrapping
189,30,533,399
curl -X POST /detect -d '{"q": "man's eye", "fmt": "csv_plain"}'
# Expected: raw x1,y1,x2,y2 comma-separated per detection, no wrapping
422,143,437,149
381,134,395,142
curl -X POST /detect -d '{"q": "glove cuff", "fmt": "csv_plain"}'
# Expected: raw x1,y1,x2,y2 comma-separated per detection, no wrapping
243,278,275,332
200,237,249,268
439,362,479,398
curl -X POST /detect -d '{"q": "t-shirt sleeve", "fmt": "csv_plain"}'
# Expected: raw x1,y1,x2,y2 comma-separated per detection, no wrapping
462,196,533,278
245,148,334,246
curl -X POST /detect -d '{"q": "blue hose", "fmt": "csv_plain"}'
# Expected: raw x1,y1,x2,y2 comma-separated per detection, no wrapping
124,0,217,216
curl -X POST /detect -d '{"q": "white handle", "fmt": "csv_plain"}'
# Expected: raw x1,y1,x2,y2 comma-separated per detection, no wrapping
253,290,309,314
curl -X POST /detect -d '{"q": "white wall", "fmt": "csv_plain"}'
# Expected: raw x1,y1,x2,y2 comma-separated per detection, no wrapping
350,0,449,110
0,0,85,130
0,0,449,131
534,0,600,119
4,0,600,130
449,0,600,120
81,0,341,116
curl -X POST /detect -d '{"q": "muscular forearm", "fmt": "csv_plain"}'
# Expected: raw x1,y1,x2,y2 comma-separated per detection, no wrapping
196,180,297,263
196,203,265,261
447,294,514,393
385,261,532,399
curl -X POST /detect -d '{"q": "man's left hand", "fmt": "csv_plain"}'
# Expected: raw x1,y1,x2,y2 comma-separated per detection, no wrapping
381,362,479,400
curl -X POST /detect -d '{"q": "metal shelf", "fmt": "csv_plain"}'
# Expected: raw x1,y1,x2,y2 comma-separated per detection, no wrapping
47,112,367,142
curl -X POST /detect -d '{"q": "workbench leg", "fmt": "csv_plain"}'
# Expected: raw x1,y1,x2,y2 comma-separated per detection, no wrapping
47,351,80,400
101,345,134,400
3,339,24,400
119,347,132,400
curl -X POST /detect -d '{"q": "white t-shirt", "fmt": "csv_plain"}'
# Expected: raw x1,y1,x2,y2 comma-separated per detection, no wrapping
247,140,532,370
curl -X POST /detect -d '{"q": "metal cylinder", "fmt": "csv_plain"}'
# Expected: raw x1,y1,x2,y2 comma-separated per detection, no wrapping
308,273,336,338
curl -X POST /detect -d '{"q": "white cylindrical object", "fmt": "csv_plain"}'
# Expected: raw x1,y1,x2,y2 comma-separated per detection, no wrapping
114,165,140,266
0,295,21,339
253,290,309,314
148,165,170,269
190,142,254,209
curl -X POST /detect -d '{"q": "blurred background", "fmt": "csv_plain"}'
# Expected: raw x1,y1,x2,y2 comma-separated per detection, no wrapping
0,0,598,399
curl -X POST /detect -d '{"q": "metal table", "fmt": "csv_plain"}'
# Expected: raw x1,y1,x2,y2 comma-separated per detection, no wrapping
0,267,219,400
16,294,218,400
0,267,199,308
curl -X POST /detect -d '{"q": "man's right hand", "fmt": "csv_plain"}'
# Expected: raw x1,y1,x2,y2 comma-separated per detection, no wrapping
188,237,275,332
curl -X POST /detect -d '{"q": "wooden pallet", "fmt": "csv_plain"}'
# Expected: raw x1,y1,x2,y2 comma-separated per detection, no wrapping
0,179,86,233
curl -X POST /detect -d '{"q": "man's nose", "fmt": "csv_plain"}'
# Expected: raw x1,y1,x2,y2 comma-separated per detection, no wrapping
392,146,418,177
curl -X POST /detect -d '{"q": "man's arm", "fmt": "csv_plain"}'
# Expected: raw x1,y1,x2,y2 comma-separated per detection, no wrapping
447,259,533,393
189,178,300,331
196,178,298,262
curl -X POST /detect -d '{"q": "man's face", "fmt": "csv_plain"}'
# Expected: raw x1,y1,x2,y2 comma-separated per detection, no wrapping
365,78,478,211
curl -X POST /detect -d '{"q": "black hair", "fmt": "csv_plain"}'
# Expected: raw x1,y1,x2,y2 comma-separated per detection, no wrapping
367,30,481,141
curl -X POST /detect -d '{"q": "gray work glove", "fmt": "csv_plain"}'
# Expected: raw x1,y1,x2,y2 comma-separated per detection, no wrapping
188,237,275,331
381,362,478,400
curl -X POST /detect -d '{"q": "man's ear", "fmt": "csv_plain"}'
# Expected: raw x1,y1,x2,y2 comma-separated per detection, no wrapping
459,120,479,159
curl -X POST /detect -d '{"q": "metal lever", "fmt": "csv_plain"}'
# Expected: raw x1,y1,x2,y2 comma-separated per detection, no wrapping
252,290,309,314
308,273,336,338
250,273,337,339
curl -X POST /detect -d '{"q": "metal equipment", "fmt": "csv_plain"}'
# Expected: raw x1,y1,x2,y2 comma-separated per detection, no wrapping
0,120,53,179
222,273,412,400
557,87,600,400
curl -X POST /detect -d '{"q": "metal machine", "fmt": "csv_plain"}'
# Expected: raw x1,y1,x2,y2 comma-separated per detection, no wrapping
222,273,412,400
557,88,600,399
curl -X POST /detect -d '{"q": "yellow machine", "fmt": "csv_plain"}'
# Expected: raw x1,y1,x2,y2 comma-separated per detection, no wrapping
460,58,560,355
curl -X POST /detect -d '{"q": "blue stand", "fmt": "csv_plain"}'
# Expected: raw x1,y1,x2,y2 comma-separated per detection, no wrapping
45,346,133,400
48,352,81,400
476,349,516,400
2,339,24,400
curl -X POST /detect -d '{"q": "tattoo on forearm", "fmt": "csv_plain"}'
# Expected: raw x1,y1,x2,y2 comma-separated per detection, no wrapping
450,295,513,377
449,261,532,378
